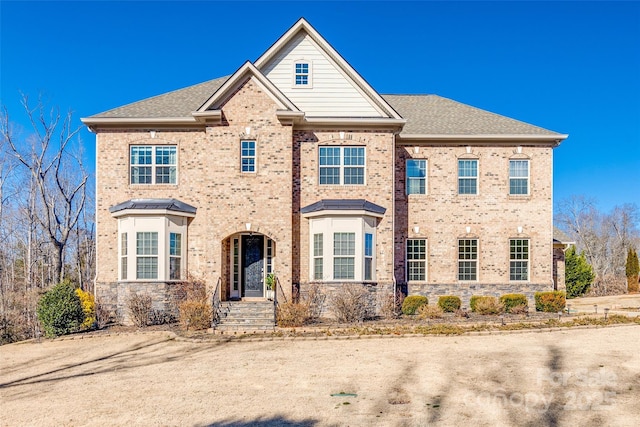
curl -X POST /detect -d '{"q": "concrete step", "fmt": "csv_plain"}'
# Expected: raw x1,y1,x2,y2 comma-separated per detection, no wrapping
215,301,275,332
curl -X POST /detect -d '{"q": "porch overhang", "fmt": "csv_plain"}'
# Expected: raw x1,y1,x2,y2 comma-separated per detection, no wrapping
300,199,386,219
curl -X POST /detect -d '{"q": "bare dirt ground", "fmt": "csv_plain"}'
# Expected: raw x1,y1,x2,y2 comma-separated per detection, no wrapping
1,324,639,426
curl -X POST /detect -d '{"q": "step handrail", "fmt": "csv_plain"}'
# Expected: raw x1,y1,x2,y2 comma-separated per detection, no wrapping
212,277,222,327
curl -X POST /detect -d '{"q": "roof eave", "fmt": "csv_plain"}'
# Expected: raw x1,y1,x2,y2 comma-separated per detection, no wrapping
397,133,569,145
81,117,201,131
110,208,196,218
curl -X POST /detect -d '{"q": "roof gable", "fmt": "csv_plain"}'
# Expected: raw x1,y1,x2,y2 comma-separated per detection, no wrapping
255,18,401,119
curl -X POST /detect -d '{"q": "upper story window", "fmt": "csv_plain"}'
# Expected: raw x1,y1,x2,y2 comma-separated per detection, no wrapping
294,62,310,86
458,238,478,281
509,160,529,195
458,159,478,195
241,140,256,173
406,159,427,194
319,146,365,185
130,146,177,185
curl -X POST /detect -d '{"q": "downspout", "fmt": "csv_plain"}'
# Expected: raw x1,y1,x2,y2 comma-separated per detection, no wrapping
90,126,99,300
391,132,397,312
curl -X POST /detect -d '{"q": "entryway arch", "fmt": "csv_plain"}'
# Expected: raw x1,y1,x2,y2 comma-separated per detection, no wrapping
222,231,275,300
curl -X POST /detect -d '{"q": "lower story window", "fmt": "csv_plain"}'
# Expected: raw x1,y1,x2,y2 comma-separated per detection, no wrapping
136,232,158,279
458,239,478,281
510,239,529,281
407,239,427,281
169,233,182,280
120,233,128,280
313,233,324,280
333,232,355,279
364,233,373,281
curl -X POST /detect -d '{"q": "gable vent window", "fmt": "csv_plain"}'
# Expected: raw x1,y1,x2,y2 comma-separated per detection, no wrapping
294,62,310,86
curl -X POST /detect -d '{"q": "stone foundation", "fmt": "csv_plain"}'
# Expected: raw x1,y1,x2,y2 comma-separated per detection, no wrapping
406,282,553,311
96,281,185,325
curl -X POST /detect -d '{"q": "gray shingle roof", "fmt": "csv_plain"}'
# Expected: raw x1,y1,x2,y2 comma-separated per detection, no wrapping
382,94,560,136
109,198,197,214
553,227,574,244
88,77,562,137
301,199,386,215
93,76,229,118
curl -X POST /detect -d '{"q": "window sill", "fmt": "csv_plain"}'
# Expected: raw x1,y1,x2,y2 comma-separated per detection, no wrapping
507,195,531,201
129,184,178,189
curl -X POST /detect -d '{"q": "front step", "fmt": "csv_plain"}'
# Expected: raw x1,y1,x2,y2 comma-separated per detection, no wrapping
215,301,275,333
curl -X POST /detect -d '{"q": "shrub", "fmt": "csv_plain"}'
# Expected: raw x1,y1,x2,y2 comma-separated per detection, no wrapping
75,288,96,330
417,304,444,319
179,301,212,330
94,302,112,329
535,291,566,312
401,295,429,315
127,293,152,327
509,304,529,315
276,302,310,327
565,246,595,298
437,296,461,313
500,294,528,313
305,283,326,321
474,296,505,315
469,295,484,312
379,290,405,319
329,283,370,323
36,280,85,338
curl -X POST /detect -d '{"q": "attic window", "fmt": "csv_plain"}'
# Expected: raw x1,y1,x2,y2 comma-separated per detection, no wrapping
294,62,310,87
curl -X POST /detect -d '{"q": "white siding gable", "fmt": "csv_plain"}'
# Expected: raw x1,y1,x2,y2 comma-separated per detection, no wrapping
260,33,385,118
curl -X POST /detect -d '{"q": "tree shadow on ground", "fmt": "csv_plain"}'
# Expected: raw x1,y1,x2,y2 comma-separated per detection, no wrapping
200,415,320,426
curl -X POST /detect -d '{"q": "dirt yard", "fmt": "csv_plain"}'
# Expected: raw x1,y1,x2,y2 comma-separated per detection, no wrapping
1,324,639,427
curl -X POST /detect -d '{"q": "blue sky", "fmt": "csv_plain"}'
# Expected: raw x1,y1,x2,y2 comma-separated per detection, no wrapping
2,1,639,216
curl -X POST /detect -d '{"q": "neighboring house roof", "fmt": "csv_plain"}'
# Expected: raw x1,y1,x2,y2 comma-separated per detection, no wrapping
109,198,197,215
301,199,386,216
553,227,575,246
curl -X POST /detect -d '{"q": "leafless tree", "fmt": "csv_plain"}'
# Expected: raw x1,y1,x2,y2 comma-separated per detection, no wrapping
1,95,89,285
556,195,640,288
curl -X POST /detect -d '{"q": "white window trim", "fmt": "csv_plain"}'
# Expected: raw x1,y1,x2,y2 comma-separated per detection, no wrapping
130,145,178,185
318,146,366,186
292,60,312,88
458,158,479,195
116,214,188,282
406,159,427,195
308,215,376,282
509,238,530,281
509,159,530,196
406,238,428,282
458,238,479,281
240,140,257,173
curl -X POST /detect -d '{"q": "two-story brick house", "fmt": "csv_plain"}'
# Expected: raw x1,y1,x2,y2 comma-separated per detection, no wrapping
82,18,567,324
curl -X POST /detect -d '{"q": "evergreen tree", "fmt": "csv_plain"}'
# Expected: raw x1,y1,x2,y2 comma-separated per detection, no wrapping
565,246,595,298
626,248,639,293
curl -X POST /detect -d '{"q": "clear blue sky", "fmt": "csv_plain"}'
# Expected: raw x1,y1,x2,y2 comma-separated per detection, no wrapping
2,1,639,215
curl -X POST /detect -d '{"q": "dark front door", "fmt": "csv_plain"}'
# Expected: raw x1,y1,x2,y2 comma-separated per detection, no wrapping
242,235,264,298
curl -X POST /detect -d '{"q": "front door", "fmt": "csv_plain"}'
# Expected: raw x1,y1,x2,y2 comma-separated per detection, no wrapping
242,235,264,298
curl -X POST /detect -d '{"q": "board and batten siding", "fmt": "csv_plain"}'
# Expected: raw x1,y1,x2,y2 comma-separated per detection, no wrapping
261,33,385,118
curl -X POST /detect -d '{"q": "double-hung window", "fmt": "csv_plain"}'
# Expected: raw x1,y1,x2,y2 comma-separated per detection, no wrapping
319,146,365,185
510,239,529,281
407,239,427,281
458,159,478,195
136,232,158,279
333,232,355,280
294,62,310,86
458,239,478,281
509,160,529,195
169,233,182,280
313,233,324,280
364,233,373,280
130,146,177,184
120,233,128,280
241,140,256,173
406,159,427,194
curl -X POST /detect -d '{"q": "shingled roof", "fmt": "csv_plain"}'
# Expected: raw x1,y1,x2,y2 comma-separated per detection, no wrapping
88,76,563,137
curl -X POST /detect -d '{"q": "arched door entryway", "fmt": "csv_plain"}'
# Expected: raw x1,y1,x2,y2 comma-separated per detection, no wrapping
226,233,275,300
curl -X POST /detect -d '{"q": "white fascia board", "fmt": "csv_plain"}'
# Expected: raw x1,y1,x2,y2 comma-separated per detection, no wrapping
197,62,299,113
300,209,385,219
111,209,196,219
398,134,569,144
